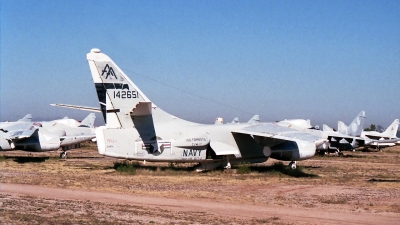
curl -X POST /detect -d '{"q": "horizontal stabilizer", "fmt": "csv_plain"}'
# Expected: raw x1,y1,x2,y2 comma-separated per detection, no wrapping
3,129,37,140
50,103,101,112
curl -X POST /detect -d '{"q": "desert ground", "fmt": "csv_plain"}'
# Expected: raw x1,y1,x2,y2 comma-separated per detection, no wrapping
1,143,399,224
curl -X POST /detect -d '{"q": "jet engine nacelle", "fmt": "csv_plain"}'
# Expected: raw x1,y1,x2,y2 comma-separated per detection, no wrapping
268,140,316,161
317,142,329,150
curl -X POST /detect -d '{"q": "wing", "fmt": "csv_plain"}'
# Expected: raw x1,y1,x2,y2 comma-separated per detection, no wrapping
233,123,326,161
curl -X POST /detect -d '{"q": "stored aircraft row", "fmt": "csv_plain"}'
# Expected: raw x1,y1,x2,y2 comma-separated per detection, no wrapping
7,48,398,171
0,113,96,158
55,48,395,171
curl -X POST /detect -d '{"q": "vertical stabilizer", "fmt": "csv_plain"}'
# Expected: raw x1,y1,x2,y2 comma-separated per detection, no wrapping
87,48,152,128
338,121,348,135
338,111,366,137
381,119,399,139
79,113,96,128
247,115,260,124
347,111,366,137
18,114,32,122
322,124,334,132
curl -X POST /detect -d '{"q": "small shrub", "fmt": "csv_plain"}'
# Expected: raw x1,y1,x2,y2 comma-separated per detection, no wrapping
113,161,136,175
237,163,251,174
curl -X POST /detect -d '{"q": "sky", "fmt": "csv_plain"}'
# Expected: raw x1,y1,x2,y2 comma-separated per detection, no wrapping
1,0,399,128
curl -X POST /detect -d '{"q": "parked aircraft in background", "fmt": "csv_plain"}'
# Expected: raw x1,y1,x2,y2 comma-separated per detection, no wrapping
85,48,327,171
0,114,96,158
337,111,366,137
276,112,367,155
362,119,399,140
360,119,400,150
215,115,259,125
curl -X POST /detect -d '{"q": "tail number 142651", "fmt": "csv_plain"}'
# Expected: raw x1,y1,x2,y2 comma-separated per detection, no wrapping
113,91,138,99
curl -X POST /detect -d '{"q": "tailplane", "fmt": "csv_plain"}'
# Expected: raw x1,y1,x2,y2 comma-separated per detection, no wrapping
381,119,399,139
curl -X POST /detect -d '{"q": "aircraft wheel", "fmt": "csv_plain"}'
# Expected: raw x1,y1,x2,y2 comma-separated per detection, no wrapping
60,152,67,159
289,161,297,169
338,152,344,157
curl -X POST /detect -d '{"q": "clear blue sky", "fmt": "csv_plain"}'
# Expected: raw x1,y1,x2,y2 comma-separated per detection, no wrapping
1,0,399,128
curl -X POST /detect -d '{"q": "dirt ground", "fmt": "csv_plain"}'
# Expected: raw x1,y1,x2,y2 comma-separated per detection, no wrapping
1,143,400,224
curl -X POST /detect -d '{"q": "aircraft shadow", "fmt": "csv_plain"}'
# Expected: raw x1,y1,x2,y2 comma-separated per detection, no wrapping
113,161,194,173
113,161,318,177
8,156,50,164
249,163,319,178
368,178,400,183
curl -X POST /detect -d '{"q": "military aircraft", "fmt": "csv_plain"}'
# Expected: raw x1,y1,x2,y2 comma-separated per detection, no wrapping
361,119,399,140
41,113,97,157
0,114,96,158
275,112,366,155
337,111,366,137
215,115,259,125
360,119,400,150
84,48,327,171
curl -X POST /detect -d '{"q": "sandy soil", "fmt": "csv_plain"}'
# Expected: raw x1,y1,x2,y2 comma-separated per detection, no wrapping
1,144,400,224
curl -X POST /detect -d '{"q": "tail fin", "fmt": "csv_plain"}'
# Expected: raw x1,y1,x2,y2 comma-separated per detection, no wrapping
231,117,239,124
79,113,96,128
247,115,260,124
347,111,366,136
381,119,399,139
322,124,334,132
337,121,348,134
87,49,152,128
18,114,32,122
337,111,366,136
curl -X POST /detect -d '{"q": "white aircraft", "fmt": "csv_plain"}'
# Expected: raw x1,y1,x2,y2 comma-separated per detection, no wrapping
42,113,97,158
0,114,96,158
360,119,400,150
362,119,399,140
85,48,327,171
274,112,367,155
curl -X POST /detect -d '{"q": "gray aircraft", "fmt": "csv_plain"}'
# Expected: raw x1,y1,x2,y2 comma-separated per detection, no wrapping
85,48,327,171
0,114,96,157
359,119,400,150
273,112,367,155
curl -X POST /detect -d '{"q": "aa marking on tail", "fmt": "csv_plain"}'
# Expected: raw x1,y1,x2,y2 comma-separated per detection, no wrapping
102,64,118,80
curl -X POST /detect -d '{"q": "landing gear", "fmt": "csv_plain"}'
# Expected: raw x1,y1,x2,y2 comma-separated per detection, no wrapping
60,151,67,159
289,161,297,169
224,156,231,169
